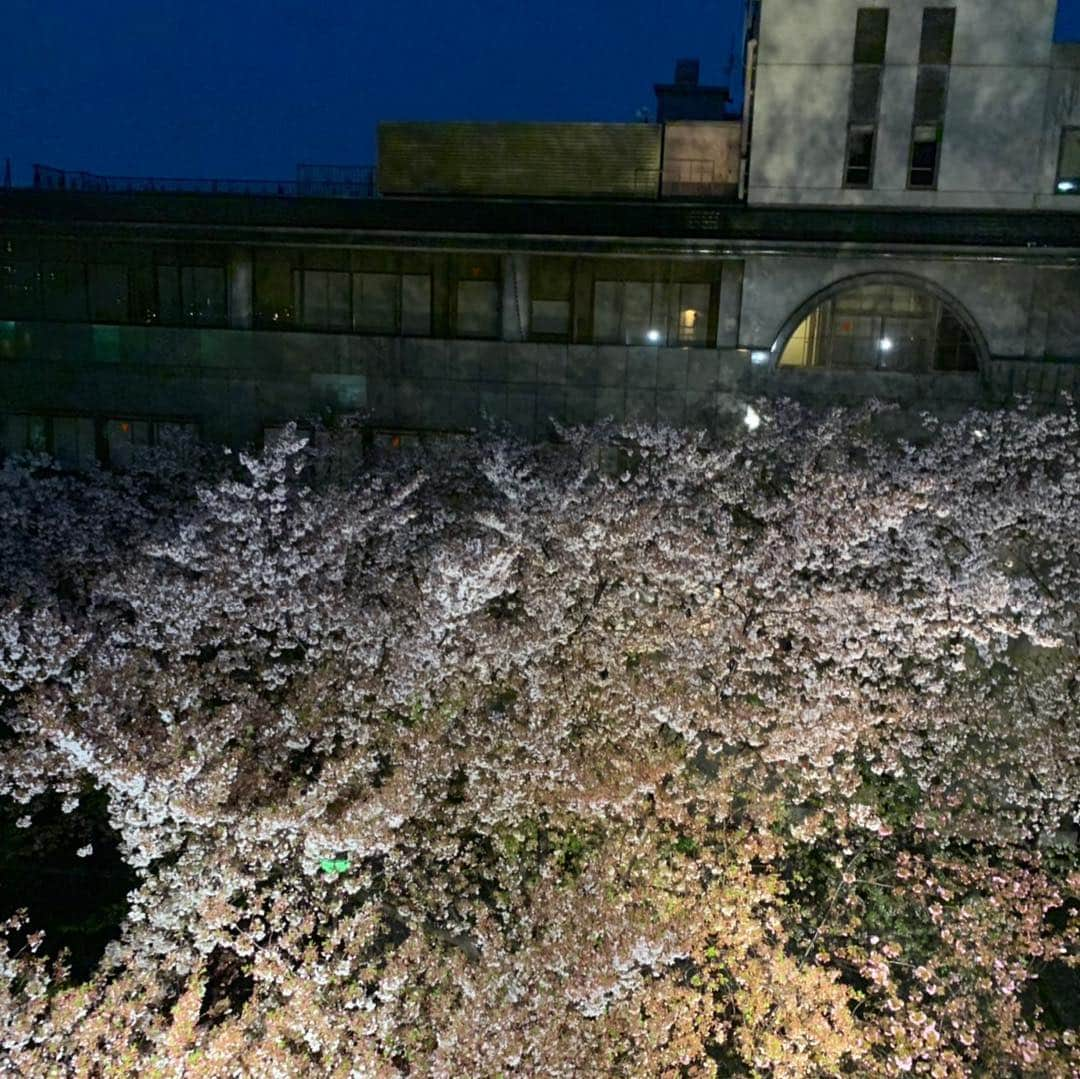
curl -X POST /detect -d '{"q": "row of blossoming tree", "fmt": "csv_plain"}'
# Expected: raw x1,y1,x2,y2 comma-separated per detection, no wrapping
1,399,1078,1076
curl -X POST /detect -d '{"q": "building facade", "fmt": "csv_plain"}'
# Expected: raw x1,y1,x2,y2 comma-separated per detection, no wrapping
1,0,1078,467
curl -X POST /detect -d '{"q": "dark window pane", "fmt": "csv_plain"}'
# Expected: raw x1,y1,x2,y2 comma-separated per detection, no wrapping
456,280,499,338
1057,129,1080,193
853,8,889,64
594,281,621,342
42,262,87,321
157,266,180,323
920,7,956,65
913,65,949,124
88,264,129,323
401,274,431,336
850,66,883,124
531,299,570,337
182,266,227,325
254,255,294,325
623,281,653,344
910,127,940,187
0,261,38,318
845,127,876,186
354,272,398,333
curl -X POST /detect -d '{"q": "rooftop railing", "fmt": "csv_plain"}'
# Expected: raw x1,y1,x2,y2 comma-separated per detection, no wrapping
31,163,377,198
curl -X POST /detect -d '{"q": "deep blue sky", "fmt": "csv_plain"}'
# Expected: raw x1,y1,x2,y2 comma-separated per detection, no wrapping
2,0,1079,184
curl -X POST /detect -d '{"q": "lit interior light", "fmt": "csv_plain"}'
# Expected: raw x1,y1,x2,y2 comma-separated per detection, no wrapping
744,405,762,432
1057,180,1078,193
751,350,771,366
647,329,662,343
879,337,894,352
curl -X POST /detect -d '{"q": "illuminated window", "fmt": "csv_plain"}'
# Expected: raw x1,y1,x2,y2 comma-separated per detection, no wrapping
1056,128,1080,195
677,283,710,345
778,281,979,373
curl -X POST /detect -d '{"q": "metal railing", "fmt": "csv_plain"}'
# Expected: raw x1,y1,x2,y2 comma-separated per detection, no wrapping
31,163,377,199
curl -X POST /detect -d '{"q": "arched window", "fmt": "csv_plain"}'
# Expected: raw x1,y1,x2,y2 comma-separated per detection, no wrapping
778,280,981,373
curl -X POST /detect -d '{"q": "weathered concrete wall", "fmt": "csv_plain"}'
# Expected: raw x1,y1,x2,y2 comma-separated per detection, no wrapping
749,0,1062,209
2,310,1077,463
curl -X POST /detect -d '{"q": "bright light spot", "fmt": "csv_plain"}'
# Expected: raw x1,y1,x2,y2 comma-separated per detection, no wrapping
879,337,894,352
646,329,662,343
744,405,762,432
751,350,771,366
1057,180,1078,193
973,428,986,441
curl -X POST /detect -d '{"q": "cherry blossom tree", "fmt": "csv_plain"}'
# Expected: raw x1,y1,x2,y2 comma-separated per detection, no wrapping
1,400,1077,1076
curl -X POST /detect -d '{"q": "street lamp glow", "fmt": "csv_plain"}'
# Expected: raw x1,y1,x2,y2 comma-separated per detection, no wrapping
1057,180,1078,193
744,405,762,432
879,337,894,352
647,329,662,343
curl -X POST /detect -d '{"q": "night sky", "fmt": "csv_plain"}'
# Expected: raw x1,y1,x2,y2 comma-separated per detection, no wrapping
3,0,1080,185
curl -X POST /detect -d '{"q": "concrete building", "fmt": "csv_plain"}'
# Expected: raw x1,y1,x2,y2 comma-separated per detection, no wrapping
1,0,1078,467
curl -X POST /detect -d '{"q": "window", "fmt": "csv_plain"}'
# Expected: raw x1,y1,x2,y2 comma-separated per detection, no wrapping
913,66,948,126
401,274,432,336
908,8,953,190
853,8,889,64
529,256,574,340
354,272,398,333
594,280,670,345
105,418,151,468
1056,128,1080,195
0,260,37,319
531,299,570,336
456,280,500,338
254,253,295,325
919,7,956,65
157,265,227,325
677,283,710,345
909,125,941,188
88,264,129,323
297,269,350,329
42,263,87,321
845,127,877,187
778,281,979,373
846,9,888,189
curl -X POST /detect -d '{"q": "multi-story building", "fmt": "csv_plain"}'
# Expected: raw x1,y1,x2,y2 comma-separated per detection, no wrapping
1,0,1078,466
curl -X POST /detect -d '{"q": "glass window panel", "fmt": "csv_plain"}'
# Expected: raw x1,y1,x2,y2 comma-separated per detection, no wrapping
51,417,97,469
254,255,294,325
88,264,129,323
301,269,327,327
531,299,570,336
0,261,38,319
623,281,653,344
910,128,940,188
677,283,710,345
456,280,499,338
28,416,48,454
182,266,226,325
593,281,621,343
920,8,956,65
401,274,431,336
326,271,350,329
853,8,889,64
42,262,87,321
913,66,949,125
157,266,181,323
780,283,978,374
845,126,875,186
1057,129,1080,192
850,66,883,124
354,272,398,333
